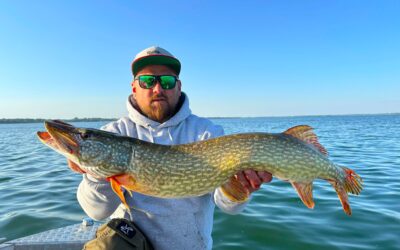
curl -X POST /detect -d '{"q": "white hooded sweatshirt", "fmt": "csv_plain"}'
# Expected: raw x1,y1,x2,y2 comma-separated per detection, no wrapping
77,93,248,250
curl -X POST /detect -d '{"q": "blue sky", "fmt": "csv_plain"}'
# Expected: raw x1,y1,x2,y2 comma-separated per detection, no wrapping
0,0,399,118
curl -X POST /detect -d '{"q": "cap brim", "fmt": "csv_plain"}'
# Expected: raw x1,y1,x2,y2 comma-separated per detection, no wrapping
132,55,181,76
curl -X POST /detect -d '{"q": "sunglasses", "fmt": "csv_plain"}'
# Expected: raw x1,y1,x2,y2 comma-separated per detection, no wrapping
135,75,178,90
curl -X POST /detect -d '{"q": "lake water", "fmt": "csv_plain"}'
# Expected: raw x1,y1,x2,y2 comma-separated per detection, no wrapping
0,115,399,249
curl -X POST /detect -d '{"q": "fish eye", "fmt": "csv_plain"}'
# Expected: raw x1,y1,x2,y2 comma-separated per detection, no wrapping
81,132,91,139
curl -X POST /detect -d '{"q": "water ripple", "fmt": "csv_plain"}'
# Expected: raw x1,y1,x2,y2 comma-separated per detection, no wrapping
1,117,399,249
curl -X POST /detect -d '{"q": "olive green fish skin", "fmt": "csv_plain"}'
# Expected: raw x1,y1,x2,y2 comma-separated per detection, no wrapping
77,132,345,198
39,121,362,214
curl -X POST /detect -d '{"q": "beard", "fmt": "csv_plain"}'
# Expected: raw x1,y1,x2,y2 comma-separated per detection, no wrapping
148,100,174,122
133,92,181,123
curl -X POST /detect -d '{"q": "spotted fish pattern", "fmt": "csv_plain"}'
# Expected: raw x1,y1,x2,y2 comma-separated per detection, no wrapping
38,120,363,215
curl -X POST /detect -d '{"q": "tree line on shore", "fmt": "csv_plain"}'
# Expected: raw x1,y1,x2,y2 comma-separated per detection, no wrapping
0,118,115,124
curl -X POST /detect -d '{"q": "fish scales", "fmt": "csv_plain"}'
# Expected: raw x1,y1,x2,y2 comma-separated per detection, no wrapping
125,133,331,197
38,121,363,215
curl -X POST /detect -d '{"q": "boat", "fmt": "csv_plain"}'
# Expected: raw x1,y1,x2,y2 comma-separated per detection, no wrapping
0,219,100,250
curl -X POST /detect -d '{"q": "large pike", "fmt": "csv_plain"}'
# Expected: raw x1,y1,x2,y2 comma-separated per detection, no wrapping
37,120,362,215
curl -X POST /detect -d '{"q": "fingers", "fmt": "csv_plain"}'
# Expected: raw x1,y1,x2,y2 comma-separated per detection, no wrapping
235,170,273,194
235,172,253,194
67,160,86,174
257,171,273,183
244,170,262,190
235,170,259,194
220,176,250,202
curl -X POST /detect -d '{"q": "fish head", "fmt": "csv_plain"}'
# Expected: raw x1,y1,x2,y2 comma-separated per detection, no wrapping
37,120,81,163
37,120,125,174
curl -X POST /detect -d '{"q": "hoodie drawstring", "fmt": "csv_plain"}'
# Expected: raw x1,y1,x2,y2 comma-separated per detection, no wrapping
167,127,173,143
147,124,155,143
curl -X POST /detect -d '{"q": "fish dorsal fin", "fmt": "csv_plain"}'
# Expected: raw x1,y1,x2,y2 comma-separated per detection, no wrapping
284,125,328,156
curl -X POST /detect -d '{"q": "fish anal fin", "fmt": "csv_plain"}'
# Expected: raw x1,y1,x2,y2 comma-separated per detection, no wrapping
291,181,315,209
328,180,352,216
284,125,328,156
220,176,250,202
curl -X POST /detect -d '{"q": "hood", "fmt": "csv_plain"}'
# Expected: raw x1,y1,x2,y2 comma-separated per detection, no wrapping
126,92,192,129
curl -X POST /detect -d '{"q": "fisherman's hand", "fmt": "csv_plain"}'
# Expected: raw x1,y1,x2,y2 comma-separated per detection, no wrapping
67,160,86,174
220,170,272,202
235,170,272,194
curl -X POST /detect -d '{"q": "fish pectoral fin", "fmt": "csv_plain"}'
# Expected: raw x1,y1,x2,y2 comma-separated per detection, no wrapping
112,174,137,190
220,176,250,202
291,181,315,209
108,176,130,210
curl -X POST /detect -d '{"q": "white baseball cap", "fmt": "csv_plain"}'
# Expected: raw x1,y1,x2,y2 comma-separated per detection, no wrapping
131,46,181,76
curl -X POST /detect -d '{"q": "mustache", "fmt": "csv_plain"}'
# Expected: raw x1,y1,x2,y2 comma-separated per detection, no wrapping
151,94,167,101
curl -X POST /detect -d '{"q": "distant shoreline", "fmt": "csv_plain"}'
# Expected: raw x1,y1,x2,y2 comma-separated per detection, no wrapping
207,113,400,119
1,113,399,124
0,118,116,124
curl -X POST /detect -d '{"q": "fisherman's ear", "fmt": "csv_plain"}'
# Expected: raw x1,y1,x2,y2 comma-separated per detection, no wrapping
131,80,136,93
177,80,182,93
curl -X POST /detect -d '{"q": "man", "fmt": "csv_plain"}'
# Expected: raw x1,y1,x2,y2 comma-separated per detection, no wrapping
69,46,272,250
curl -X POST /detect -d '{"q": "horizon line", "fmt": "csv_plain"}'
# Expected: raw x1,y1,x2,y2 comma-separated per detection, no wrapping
0,112,399,121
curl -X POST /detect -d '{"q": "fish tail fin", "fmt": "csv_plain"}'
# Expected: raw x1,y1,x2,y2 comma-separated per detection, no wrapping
342,167,363,195
291,181,315,209
328,167,362,216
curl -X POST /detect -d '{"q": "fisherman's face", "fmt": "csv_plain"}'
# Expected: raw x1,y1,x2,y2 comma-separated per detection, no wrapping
132,65,181,123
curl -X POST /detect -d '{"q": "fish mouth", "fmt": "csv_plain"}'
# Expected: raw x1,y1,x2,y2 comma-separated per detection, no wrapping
37,120,80,155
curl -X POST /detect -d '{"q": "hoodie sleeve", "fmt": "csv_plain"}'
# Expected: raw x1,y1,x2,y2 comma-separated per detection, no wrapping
202,122,251,215
76,120,124,221
77,174,121,220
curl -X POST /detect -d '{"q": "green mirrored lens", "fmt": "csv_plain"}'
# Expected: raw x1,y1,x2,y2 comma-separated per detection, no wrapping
159,76,176,89
137,75,177,89
139,75,156,89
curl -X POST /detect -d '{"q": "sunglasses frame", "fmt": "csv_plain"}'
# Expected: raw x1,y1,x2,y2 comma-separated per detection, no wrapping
135,75,179,90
